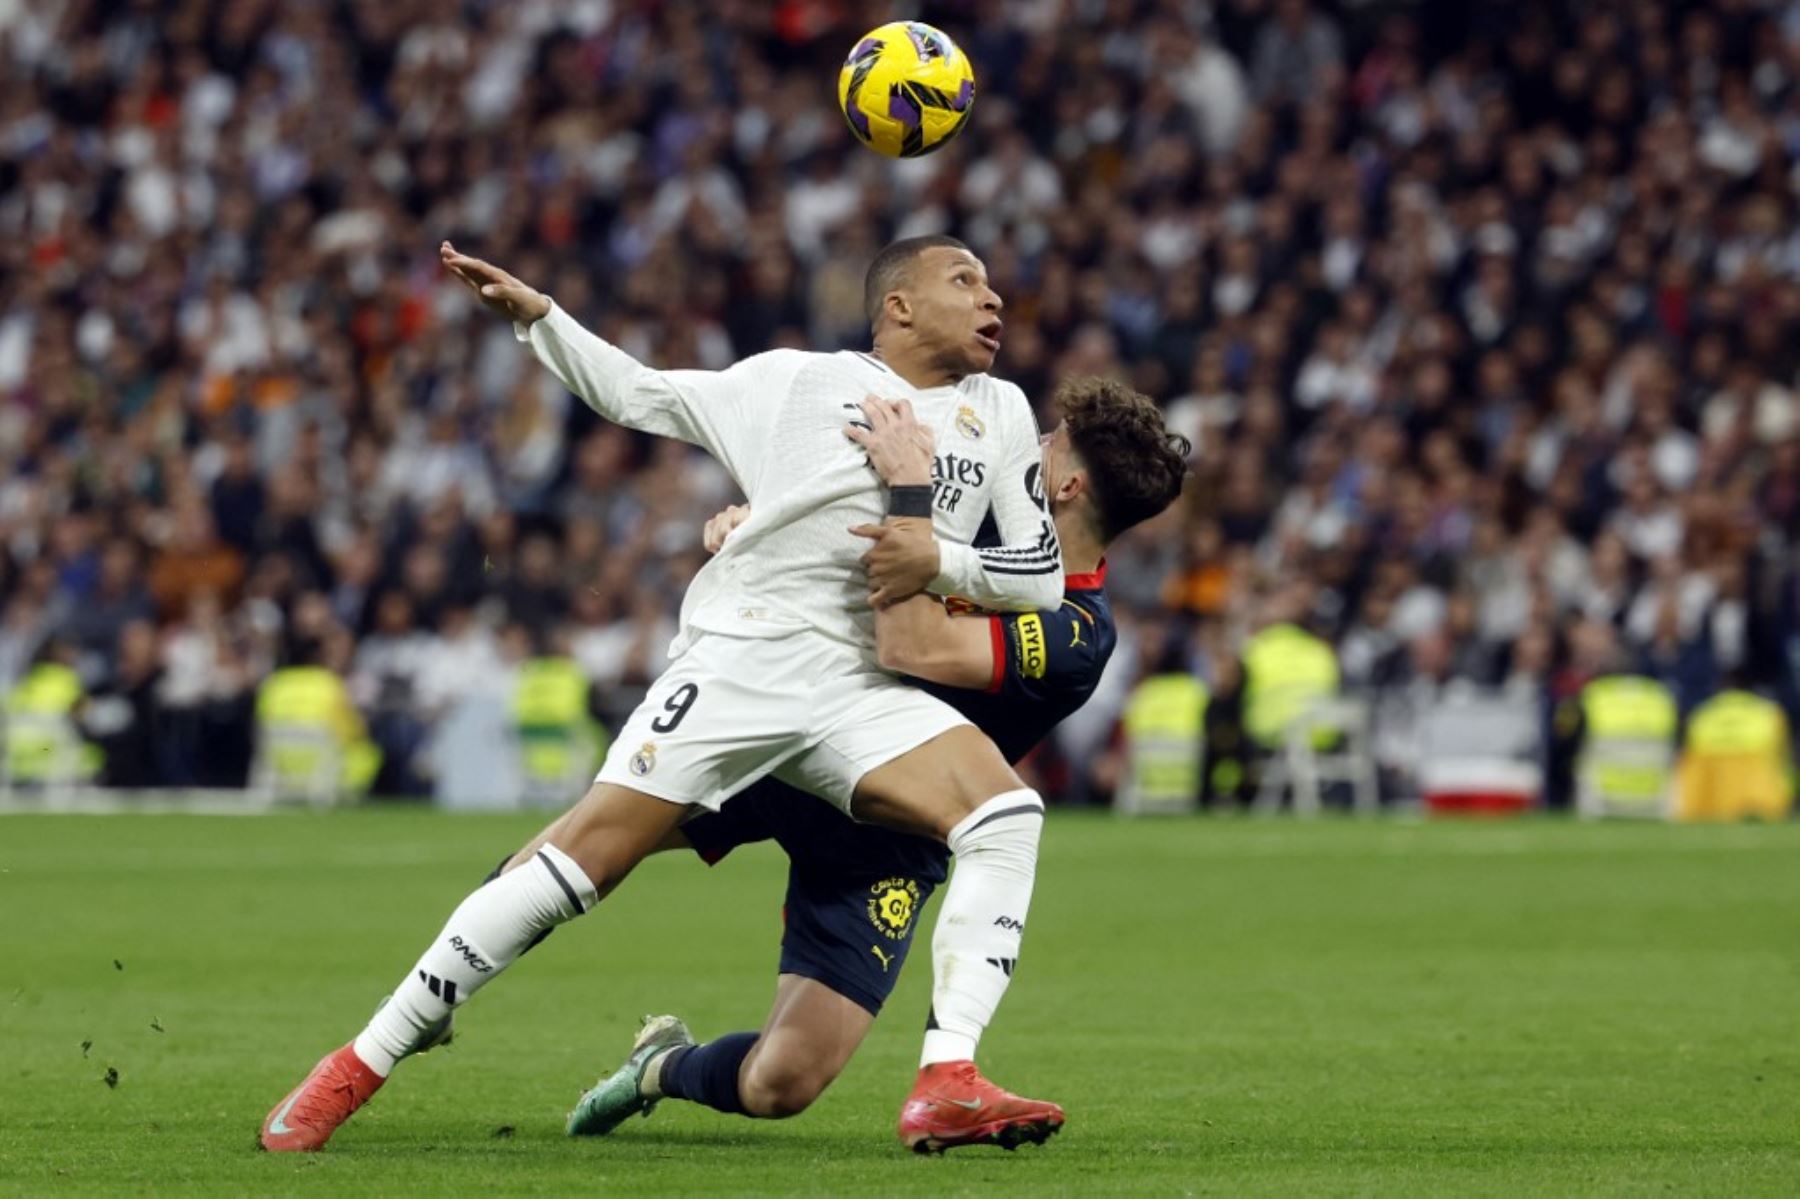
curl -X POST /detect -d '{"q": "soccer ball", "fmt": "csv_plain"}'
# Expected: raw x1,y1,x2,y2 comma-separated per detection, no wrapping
837,21,975,158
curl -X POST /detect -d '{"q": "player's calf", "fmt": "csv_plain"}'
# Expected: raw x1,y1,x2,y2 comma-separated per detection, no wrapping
352,782,681,1077
259,782,687,1150
730,975,874,1118
738,1049,836,1118
351,842,599,1078
853,732,1049,1101
920,789,1042,1065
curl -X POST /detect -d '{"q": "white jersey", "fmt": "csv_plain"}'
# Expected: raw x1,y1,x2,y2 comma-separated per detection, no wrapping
518,303,1063,656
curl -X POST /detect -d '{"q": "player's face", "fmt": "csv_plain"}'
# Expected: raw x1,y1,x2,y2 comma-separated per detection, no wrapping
906,247,1004,374
1039,422,1079,509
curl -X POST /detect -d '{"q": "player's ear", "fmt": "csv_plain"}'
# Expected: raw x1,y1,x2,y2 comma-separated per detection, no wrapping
884,289,913,329
1057,466,1087,506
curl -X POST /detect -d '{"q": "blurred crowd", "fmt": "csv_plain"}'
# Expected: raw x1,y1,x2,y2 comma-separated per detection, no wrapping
4,0,1800,801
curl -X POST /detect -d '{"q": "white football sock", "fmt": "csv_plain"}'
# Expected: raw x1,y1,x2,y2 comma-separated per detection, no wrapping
920,789,1044,1067
353,844,597,1076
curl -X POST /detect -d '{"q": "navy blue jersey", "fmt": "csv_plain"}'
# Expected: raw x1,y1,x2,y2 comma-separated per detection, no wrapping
919,570,1116,762
679,568,1115,1013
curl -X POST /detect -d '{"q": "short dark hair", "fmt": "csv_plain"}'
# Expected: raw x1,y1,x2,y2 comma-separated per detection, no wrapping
1057,377,1191,541
864,235,971,326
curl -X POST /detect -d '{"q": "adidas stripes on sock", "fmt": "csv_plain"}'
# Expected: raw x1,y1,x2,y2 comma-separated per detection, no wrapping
920,788,1044,1067
353,844,597,1076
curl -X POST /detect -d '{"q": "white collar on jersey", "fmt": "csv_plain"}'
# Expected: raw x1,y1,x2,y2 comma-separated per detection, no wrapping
854,351,974,393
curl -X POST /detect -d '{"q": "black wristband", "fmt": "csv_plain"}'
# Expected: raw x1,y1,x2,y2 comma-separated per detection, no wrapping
888,484,933,518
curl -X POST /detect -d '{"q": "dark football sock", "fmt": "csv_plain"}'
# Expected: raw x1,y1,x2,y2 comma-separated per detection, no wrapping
658,1032,758,1115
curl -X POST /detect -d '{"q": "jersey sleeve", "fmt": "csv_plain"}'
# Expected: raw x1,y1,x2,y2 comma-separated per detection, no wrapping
518,303,803,491
929,386,1063,611
985,600,1103,701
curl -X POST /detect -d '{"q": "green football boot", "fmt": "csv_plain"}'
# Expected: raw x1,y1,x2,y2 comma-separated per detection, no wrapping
566,1014,695,1137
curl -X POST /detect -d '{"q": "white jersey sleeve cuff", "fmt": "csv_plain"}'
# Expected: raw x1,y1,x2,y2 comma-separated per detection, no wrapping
930,539,980,597
514,300,569,345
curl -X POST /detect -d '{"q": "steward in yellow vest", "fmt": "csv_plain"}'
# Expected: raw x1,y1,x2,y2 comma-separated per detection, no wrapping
1243,621,1339,749
255,662,380,798
510,656,608,798
5,645,102,785
1574,674,1677,818
1117,672,1208,814
1675,689,1792,821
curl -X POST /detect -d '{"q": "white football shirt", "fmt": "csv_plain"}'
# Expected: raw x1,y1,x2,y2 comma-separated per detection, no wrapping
518,303,1062,655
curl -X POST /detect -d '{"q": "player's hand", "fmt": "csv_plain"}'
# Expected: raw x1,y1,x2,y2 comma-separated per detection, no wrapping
850,517,940,608
703,504,751,554
846,396,935,486
440,241,551,326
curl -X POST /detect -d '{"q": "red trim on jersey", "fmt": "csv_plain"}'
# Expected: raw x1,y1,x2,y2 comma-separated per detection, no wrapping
986,616,1007,694
1065,561,1108,591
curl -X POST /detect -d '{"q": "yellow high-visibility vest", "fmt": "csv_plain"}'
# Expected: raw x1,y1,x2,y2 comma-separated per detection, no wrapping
1686,690,1784,755
1243,623,1339,748
5,662,98,782
1119,673,1208,813
1676,690,1792,821
255,666,379,793
510,658,606,784
1577,675,1676,813
7,662,83,720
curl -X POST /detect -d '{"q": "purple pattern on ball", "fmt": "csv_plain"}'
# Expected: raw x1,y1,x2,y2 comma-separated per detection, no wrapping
847,104,871,139
951,79,973,111
848,36,879,65
906,25,941,62
888,89,921,128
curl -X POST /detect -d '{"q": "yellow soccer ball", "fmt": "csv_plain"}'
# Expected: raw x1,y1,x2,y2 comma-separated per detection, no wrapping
838,21,975,158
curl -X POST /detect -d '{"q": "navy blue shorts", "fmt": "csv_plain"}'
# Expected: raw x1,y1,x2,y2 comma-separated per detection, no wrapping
777,862,937,1015
682,776,950,1016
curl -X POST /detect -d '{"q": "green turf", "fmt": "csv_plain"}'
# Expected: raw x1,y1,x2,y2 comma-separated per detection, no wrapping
2,810,1796,1195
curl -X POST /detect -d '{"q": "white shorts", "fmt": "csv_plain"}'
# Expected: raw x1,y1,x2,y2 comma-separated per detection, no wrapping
595,630,971,814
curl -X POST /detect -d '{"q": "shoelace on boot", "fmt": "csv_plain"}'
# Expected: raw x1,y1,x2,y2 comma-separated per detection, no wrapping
290,1066,367,1128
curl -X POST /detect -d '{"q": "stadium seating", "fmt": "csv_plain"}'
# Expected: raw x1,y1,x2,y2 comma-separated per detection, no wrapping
2,1,1796,812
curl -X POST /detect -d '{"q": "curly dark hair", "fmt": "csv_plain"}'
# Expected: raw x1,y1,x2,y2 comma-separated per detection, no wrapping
1057,377,1191,541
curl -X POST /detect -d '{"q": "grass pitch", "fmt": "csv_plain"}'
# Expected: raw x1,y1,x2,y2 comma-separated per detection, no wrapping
2,809,1796,1195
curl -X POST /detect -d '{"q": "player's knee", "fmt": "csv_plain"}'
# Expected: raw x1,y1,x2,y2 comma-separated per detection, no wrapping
941,738,1025,810
739,1057,833,1119
550,784,684,895
946,788,1044,866
854,755,1028,841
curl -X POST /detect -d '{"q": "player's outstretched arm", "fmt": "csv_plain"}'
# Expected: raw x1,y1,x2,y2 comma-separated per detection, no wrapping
442,241,792,490
441,241,551,325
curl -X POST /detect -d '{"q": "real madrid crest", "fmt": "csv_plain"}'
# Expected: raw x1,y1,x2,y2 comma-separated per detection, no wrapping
954,405,985,440
629,742,657,776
